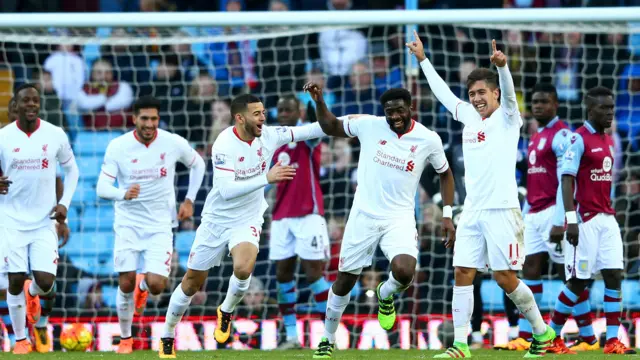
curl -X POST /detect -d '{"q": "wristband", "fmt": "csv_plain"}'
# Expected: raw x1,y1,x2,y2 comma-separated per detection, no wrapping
565,211,577,224
443,205,453,218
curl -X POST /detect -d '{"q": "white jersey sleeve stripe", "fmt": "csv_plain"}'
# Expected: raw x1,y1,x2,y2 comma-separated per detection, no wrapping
60,156,73,165
102,170,116,179
436,162,448,172
289,128,295,142
215,166,234,173
187,155,197,167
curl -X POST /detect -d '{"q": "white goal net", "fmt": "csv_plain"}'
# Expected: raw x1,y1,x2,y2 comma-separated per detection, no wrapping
0,7,639,352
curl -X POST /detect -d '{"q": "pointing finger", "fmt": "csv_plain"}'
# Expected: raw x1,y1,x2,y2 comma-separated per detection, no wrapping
492,39,497,53
413,29,419,40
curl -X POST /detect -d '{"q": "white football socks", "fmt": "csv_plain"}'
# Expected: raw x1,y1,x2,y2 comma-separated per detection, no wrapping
507,281,547,335
452,285,474,345
117,288,134,338
7,291,27,340
323,288,351,343
220,274,251,313
162,284,194,338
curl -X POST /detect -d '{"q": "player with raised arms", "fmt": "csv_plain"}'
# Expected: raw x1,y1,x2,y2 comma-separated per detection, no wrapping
269,95,331,349
407,31,555,358
0,84,79,354
96,95,206,354
495,84,598,353
302,81,456,359
548,86,635,355
157,94,327,358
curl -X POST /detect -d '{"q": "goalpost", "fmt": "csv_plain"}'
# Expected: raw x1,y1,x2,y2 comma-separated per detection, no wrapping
0,6,639,352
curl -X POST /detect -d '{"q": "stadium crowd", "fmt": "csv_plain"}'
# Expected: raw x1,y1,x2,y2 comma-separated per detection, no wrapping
0,0,639,350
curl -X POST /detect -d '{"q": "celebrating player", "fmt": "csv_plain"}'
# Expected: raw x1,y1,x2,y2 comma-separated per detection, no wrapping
407,31,555,358
96,96,206,354
495,84,598,353
549,86,635,355
158,94,326,358
0,84,79,354
269,95,331,349
303,82,456,359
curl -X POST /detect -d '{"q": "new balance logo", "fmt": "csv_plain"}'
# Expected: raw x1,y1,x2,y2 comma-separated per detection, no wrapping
131,159,138,163
477,131,486,142
379,140,387,145
12,148,20,152
238,156,245,162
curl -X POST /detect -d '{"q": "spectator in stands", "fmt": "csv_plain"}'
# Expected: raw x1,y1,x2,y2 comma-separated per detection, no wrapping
207,98,233,149
356,268,382,311
553,32,585,123
298,65,336,112
254,0,308,108
174,71,217,146
157,40,208,83
334,61,383,116
43,44,85,104
77,58,134,130
100,28,152,93
370,42,403,94
318,0,368,89
33,70,65,129
320,138,355,218
616,63,640,152
140,53,186,126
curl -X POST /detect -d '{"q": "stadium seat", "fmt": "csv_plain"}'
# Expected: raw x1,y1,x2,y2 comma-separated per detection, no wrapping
81,206,115,232
73,131,123,157
71,253,115,276
76,156,102,181
67,207,81,232
102,285,118,308
175,231,196,255
71,181,97,207
63,232,114,256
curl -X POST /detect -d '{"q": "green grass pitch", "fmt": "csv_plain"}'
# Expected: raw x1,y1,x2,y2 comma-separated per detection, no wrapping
9,349,638,359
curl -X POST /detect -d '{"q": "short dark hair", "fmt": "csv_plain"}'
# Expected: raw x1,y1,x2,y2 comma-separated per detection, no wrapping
380,88,412,107
133,95,162,115
532,83,558,101
14,83,40,99
8,97,15,109
278,94,300,108
231,94,262,118
466,68,498,89
585,86,614,103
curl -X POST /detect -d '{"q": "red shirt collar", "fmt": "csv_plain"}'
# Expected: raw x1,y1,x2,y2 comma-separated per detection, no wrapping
16,118,41,138
133,129,158,148
397,120,415,139
233,127,253,145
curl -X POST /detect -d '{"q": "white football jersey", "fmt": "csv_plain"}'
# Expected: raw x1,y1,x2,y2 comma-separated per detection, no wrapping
456,102,523,210
342,116,449,219
101,129,198,230
202,124,322,228
0,119,74,230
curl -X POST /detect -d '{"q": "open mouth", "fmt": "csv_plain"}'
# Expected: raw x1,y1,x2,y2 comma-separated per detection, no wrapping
26,110,38,118
393,120,404,129
257,124,263,130
475,104,486,112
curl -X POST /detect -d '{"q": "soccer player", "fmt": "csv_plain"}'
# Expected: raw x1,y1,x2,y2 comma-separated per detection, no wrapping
269,95,330,349
158,94,326,358
549,86,636,355
302,81,456,359
96,95,206,354
407,31,555,358
496,84,598,353
0,83,79,354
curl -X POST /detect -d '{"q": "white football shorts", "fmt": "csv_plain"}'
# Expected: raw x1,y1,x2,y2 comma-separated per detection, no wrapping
187,220,262,271
0,223,59,275
269,214,330,261
339,209,418,275
453,208,525,272
113,225,174,278
524,205,564,264
564,213,624,280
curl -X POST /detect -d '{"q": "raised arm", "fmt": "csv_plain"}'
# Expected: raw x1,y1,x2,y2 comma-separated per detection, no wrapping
490,39,521,126
303,82,349,138
406,30,466,117
269,122,327,149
